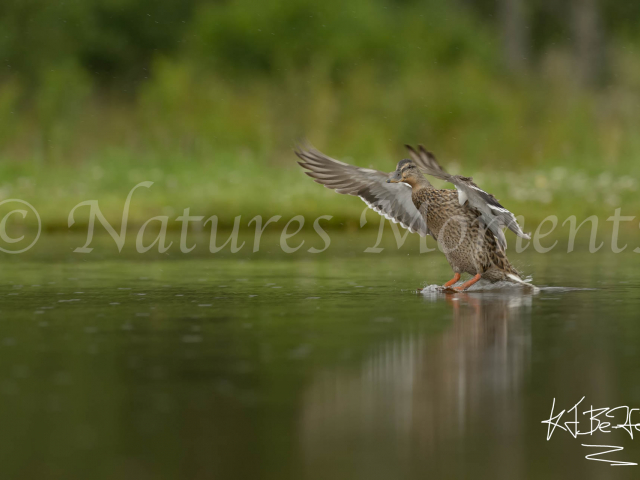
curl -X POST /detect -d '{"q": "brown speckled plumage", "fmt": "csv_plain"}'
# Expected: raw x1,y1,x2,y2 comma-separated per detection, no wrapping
413,187,521,282
295,144,529,290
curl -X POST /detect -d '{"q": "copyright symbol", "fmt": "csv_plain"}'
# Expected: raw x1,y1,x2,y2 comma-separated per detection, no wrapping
0,199,41,254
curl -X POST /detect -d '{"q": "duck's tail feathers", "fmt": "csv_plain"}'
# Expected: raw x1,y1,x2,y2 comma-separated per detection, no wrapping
506,272,529,284
505,262,524,280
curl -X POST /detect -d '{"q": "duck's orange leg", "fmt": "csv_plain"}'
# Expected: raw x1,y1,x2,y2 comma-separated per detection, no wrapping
453,273,482,292
442,273,461,288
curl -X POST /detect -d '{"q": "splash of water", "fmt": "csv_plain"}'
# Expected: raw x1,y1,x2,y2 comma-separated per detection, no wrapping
420,276,540,295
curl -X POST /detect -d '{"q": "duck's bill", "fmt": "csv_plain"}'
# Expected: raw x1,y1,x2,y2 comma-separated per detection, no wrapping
387,171,402,183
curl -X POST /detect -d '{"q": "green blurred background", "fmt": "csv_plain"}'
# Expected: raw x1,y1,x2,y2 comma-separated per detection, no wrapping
1,0,639,231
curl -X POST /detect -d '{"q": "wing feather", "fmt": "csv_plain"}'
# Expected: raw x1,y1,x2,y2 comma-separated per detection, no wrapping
406,144,530,249
296,146,431,237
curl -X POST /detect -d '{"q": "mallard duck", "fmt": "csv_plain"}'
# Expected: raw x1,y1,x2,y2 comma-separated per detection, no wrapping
295,145,531,291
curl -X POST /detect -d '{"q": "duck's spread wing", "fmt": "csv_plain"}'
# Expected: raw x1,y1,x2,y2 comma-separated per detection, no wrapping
405,145,452,182
406,144,530,249
296,146,430,237
451,177,531,249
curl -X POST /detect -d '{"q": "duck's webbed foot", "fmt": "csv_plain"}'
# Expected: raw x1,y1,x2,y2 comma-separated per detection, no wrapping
442,273,461,288
439,273,461,293
452,273,482,292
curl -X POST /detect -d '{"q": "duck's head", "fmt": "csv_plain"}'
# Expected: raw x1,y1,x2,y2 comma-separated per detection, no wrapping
387,159,421,185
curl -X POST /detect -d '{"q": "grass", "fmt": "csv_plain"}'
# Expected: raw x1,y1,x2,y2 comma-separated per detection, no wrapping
2,13,640,236
0,148,638,240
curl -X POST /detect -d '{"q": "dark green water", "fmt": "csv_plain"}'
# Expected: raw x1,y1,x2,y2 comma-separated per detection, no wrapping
0,234,639,479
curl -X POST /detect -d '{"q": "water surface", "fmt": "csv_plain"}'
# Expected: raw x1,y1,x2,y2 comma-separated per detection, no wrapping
0,234,639,479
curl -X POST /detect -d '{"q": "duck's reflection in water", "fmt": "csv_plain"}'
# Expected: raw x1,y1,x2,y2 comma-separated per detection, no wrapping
300,292,532,478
